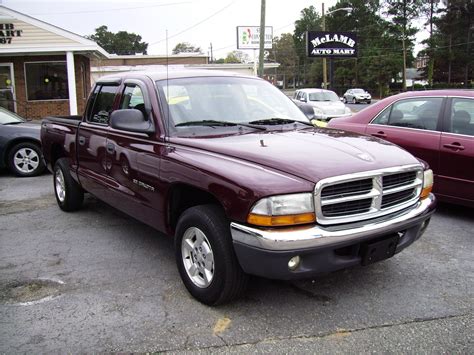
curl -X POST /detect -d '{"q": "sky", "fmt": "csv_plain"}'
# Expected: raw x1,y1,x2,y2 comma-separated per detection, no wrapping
3,0,428,58
3,0,341,58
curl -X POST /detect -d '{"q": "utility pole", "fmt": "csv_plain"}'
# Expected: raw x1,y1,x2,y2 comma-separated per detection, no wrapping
258,0,266,77
209,42,213,63
322,3,327,89
402,0,407,91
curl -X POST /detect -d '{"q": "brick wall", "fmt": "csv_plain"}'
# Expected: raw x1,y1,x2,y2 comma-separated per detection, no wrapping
0,54,91,120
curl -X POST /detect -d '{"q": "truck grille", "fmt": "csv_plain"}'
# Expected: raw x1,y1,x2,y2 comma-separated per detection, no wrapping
315,165,423,225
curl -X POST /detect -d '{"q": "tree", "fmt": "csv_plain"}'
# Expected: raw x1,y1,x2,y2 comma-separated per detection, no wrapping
268,33,299,88
423,1,474,86
223,51,249,63
172,42,203,54
87,26,148,55
325,0,403,96
385,0,423,91
293,6,323,87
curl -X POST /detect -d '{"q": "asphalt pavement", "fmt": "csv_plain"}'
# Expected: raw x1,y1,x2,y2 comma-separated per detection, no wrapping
0,172,472,353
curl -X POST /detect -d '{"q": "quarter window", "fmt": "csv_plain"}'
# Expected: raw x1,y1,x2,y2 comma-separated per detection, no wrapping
88,85,117,125
372,98,443,131
449,98,474,136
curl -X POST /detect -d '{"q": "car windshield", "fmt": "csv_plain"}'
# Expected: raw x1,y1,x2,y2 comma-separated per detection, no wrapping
0,108,24,124
156,76,309,136
353,89,365,93
308,91,339,102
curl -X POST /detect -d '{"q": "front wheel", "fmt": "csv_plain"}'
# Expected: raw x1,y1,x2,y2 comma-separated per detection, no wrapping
352,97,357,104
175,205,248,305
367,100,371,104
8,142,45,177
343,97,347,104
53,158,84,212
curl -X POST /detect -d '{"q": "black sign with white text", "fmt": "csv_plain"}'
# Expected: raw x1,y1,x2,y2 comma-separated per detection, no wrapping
306,31,357,58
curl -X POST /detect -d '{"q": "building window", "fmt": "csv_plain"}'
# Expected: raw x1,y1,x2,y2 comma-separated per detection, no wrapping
25,62,69,101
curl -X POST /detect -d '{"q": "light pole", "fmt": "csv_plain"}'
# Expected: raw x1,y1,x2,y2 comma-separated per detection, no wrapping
321,4,352,89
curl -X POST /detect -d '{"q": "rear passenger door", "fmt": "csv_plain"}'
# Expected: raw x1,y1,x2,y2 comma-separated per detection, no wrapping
77,83,119,201
437,97,474,204
365,97,444,173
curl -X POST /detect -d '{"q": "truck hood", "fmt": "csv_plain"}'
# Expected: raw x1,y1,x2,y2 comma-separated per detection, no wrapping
172,127,421,183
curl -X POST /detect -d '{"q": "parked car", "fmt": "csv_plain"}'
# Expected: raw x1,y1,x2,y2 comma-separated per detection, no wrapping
328,90,474,207
0,107,45,177
343,88,372,104
41,70,435,305
293,88,352,121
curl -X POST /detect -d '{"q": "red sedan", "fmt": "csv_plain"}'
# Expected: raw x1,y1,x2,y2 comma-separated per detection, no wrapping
328,90,474,207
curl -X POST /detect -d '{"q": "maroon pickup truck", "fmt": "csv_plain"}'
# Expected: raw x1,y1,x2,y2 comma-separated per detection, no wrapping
41,70,436,305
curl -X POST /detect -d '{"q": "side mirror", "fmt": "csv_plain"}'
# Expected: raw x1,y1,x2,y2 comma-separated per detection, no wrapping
110,109,155,134
299,97,306,103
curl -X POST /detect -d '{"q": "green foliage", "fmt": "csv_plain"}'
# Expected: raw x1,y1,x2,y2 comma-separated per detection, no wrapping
172,42,203,55
219,51,250,64
87,25,148,55
422,0,474,86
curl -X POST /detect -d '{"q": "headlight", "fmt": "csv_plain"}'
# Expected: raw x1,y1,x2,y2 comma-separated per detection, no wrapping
344,106,352,114
421,169,433,199
247,193,316,227
313,107,324,118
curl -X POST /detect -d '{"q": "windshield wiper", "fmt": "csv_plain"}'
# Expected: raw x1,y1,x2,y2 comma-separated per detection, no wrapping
248,118,313,126
175,120,266,130
3,121,23,125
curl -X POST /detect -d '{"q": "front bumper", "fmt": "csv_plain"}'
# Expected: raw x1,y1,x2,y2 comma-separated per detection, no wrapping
230,194,436,279
314,112,352,121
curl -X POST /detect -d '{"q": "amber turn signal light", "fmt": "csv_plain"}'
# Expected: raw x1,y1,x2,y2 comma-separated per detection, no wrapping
247,212,316,227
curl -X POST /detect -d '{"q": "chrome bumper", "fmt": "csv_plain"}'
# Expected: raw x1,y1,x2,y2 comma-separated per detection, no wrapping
231,194,436,252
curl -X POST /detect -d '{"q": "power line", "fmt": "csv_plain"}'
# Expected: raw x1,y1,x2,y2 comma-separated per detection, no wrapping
149,1,236,47
29,1,191,16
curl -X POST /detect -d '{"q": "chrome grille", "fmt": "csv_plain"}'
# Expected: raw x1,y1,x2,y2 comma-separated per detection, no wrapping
315,165,423,225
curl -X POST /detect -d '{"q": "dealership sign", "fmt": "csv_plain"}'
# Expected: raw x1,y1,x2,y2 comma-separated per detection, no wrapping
306,31,357,58
237,26,273,50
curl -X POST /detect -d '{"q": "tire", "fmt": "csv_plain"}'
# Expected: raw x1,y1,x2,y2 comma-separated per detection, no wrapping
343,97,347,104
8,142,46,177
53,158,84,212
352,97,357,104
367,100,371,104
175,204,248,305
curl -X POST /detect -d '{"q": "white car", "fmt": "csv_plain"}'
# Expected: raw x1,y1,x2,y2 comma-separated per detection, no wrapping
293,89,352,121
343,88,372,104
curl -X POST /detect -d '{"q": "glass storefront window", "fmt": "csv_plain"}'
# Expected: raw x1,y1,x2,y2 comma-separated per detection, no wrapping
25,62,69,101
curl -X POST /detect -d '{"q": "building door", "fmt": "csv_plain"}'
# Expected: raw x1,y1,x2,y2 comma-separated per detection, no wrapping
0,63,16,112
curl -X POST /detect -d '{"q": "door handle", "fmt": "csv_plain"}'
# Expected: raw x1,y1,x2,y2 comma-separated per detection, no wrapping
78,136,86,145
443,142,465,151
106,142,115,154
371,131,387,138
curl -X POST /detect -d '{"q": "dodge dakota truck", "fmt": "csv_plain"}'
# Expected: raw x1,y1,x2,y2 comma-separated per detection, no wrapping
41,70,436,305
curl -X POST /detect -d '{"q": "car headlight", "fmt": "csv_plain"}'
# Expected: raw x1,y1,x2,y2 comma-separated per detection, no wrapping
247,193,316,227
344,106,352,114
313,107,324,118
421,169,433,199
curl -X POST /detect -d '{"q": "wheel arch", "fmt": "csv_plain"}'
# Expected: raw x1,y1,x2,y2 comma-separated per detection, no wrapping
167,183,225,234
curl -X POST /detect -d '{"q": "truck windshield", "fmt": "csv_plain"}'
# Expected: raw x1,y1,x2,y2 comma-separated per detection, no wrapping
156,76,309,135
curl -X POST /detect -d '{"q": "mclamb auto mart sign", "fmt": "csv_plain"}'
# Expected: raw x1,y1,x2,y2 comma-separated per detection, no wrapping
306,31,357,58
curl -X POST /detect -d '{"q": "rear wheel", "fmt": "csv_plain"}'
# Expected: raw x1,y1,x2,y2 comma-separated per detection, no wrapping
175,205,248,305
53,158,84,212
8,142,45,177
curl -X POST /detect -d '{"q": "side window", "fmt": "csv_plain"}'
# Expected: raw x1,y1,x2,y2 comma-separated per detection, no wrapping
120,84,146,116
296,91,303,100
88,85,117,125
302,92,307,102
372,98,443,131
449,98,474,136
